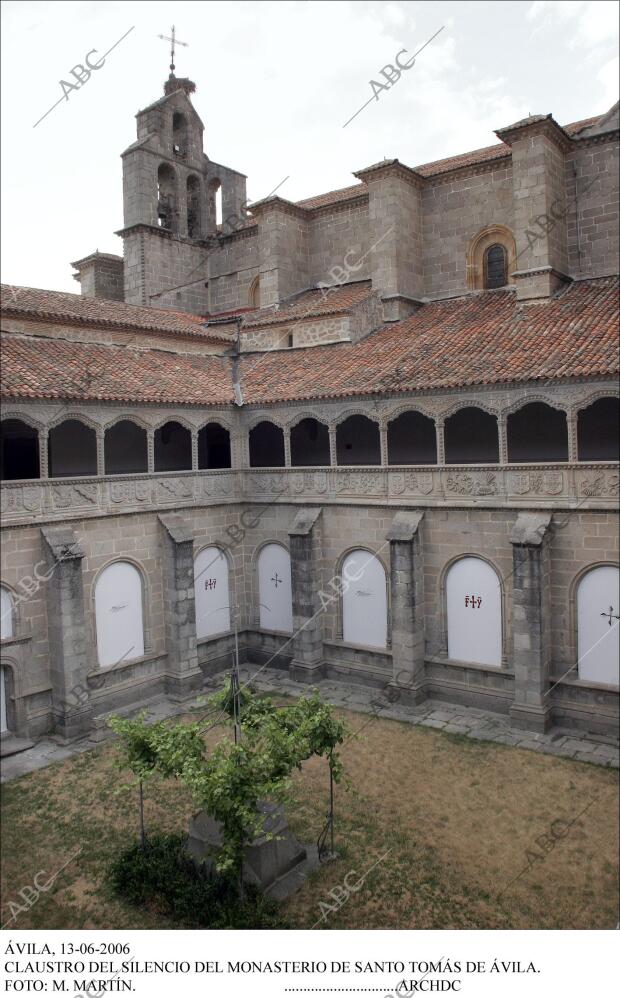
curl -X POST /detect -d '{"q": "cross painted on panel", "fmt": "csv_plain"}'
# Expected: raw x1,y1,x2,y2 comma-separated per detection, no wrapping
271,573,282,588
600,605,619,627
464,595,483,609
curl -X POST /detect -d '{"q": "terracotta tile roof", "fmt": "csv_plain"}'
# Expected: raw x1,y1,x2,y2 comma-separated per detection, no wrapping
0,335,234,405
294,116,604,209
0,285,230,343
240,277,619,404
296,183,368,211
243,281,373,329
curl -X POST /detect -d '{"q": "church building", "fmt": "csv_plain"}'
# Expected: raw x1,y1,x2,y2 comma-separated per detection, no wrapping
1,69,618,746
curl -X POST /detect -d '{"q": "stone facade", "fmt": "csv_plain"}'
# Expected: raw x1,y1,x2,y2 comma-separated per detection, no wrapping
2,85,618,748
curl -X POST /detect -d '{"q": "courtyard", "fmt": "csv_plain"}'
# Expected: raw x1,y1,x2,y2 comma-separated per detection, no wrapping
1,677,617,931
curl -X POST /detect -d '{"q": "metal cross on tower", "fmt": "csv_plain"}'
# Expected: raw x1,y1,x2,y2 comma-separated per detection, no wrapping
600,605,620,627
157,25,189,76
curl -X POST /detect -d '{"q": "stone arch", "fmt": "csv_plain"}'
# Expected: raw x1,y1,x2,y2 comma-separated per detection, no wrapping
0,417,41,480
256,542,293,633
570,563,619,686
506,401,568,463
443,554,503,667
186,173,203,238
249,420,285,468
444,407,499,464
157,162,178,232
172,111,188,156
387,409,437,465
154,419,192,472
335,412,381,466
48,418,98,478
576,396,619,461
466,224,517,290
198,421,231,469
194,544,232,639
93,559,146,668
104,418,148,475
338,547,389,649
249,275,261,309
290,416,330,467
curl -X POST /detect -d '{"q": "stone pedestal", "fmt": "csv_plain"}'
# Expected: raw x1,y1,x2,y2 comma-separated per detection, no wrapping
288,508,325,683
158,514,203,700
187,801,318,900
509,513,553,732
386,511,427,704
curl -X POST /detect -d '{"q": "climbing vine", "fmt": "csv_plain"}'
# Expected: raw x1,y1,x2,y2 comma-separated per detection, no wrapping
109,686,346,876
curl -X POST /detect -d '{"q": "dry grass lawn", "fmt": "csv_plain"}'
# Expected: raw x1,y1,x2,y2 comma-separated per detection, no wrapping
1,702,618,930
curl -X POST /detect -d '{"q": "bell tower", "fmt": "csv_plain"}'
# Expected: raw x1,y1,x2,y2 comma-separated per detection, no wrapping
115,36,247,314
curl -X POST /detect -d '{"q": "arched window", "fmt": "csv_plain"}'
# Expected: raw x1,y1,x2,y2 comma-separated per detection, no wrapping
336,415,381,466
198,423,231,469
577,398,620,461
1,586,14,640
104,420,148,475
258,544,293,633
154,421,192,472
194,547,231,640
249,421,285,468
48,419,97,477
94,562,145,668
342,550,388,649
290,418,330,467
577,566,619,686
444,408,499,464
0,419,40,480
388,411,437,465
466,225,516,290
249,276,260,309
157,163,177,231
507,403,568,463
208,178,222,231
172,111,187,157
484,244,507,289
446,557,502,667
186,175,202,239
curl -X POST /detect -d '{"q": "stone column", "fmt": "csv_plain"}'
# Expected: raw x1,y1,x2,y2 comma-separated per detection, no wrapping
288,507,325,682
567,412,578,462
498,415,508,464
328,428,337,466
191,430,199,471
379,425,388,466
96,429,105,477
147,430,155,474
436,419,445,465
386,511,426,705
40,525,93,739
39,430,48,479
283,430,291,468
158,514,202,699
509,512,553,732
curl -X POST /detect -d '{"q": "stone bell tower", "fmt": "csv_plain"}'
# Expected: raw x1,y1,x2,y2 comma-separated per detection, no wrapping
115,62,247,314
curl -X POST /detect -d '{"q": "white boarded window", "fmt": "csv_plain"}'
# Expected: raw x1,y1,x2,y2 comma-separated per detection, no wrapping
577,566,620,686
194,546,231,639
258,544,293,633
342,550,387,650
1,586,14,641
446,557,502,667
95,562,144,668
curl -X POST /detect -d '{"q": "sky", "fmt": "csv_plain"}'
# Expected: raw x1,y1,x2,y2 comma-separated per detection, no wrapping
1,0,618,294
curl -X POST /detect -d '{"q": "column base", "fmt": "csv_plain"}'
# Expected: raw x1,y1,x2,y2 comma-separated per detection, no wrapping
52,705,95,741
510,702,552,734
165,670,205,701
386,680,427,707
289,660,326,684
